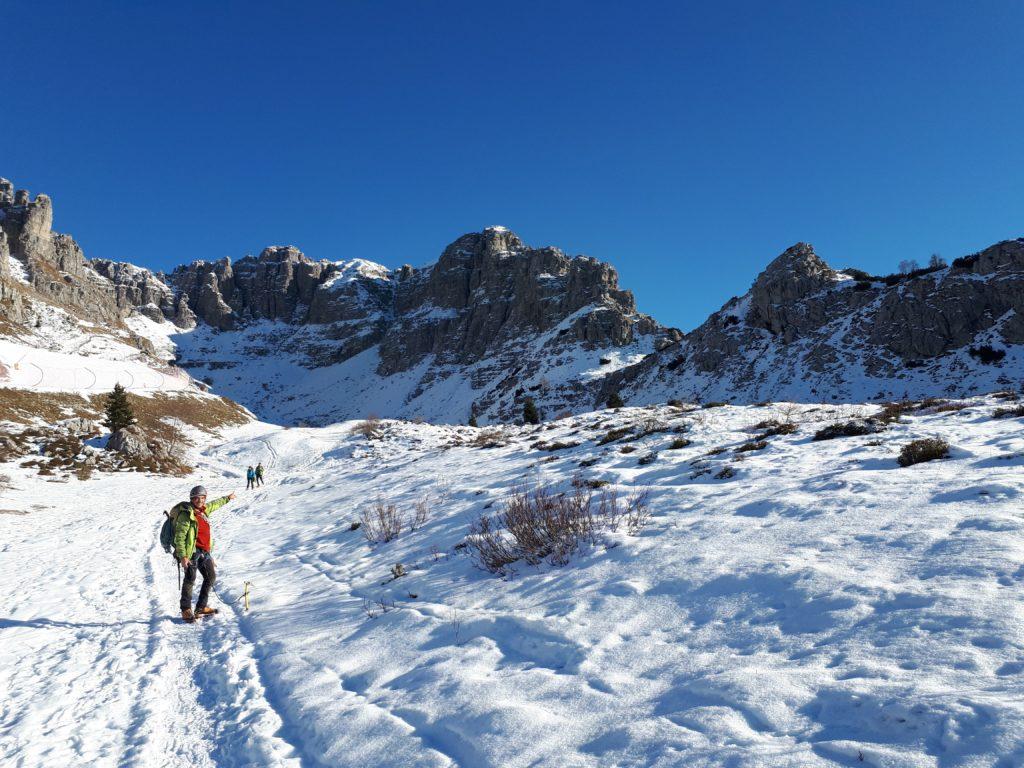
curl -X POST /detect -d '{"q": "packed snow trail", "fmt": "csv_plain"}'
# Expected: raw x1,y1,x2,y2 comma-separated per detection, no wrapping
0,467,301,767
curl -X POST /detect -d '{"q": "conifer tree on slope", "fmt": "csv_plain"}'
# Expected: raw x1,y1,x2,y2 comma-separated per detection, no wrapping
104,383,136,432
523,397,541,425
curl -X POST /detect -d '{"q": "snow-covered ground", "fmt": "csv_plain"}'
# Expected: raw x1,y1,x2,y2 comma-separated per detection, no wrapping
3,399,1024,766
0,338,192,393
171,309,657,426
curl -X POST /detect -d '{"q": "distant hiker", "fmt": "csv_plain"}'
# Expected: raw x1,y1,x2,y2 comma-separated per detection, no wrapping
246,465,255,490
172,485,236,622
255,463,265,486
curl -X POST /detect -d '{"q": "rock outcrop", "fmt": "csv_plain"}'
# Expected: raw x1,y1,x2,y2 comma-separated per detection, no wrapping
171,226,675,423
610,239,1024,405
0,177,193,331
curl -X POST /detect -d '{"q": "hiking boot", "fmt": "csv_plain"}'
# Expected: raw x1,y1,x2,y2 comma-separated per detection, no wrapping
195,606,217,617
181,608,195,622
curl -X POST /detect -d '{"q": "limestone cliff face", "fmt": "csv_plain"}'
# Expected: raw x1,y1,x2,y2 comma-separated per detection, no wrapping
168,226,662,368
0,177,190,331
169,226,673,422
610,239,1024,405
9,171,1021,423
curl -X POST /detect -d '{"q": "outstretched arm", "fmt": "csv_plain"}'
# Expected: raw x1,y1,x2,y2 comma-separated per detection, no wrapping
206,493,237,515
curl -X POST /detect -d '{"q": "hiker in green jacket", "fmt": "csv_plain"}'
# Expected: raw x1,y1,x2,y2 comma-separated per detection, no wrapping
172,485,236,622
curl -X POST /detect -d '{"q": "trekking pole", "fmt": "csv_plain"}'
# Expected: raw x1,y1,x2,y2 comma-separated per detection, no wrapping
177,560,181,590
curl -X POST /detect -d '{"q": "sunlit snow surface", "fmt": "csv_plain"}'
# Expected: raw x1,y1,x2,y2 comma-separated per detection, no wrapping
3,399,1024,766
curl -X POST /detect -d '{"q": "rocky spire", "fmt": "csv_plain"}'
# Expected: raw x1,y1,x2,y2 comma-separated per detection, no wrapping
746,242,836,339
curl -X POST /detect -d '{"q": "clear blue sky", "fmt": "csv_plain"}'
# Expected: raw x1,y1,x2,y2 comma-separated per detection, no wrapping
4,1,1023,331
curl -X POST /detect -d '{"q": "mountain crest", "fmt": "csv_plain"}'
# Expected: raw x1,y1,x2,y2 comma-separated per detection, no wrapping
748,242,837,337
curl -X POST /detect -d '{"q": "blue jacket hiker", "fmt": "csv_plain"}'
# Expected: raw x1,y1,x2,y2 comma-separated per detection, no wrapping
246,465,255,490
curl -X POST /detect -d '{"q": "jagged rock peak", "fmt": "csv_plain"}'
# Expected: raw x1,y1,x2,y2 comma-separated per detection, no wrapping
747,242,837,336
254,245,306,265
438,226,527,265
757,242,833,281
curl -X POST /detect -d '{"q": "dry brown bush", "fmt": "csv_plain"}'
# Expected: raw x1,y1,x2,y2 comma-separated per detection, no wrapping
597,427,632,445
898,438,950,467
410,499,430,531
735,440,768,453
624,489,651,535
993,404,1024,419
468,482,651,574
353,415,384,440
361,497,403,543
472,427,506,448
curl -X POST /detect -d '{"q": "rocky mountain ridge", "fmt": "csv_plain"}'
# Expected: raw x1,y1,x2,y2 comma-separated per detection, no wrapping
2,173,1022,423
0,177,673,423
609,239,1024,405
171,226,675,423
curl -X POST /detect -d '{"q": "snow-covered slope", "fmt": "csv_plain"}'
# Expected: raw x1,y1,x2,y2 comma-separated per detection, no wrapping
5,397,1024,766
172,309,656,426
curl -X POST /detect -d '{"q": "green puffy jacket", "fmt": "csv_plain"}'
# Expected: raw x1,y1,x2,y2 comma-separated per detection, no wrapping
172,496,230,560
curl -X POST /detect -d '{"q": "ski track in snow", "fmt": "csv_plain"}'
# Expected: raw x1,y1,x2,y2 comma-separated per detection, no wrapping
4,399,1024,766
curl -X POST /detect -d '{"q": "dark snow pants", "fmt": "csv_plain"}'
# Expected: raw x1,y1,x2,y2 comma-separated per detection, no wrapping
246,477,254,489
180,550,216,611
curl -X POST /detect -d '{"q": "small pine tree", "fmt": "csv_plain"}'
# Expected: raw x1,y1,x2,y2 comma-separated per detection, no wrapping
103,383,135,432
523,397,541,425
607,392,624,409
468,414,479,428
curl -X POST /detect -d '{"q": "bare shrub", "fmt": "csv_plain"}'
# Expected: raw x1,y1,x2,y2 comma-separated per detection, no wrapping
619,445,637,454
468,482,648,574
876,401,916,424
735,440,768,453
898,438,950,467
638,452,657,465
410,498,430,531
542,441,580,451
668,437,691,449
813,419,884,441
993,405,1024,419
353,415,383,439
632,417,668,439
776,403,801,423
702,401,728,409
624,489,651,534
473,427,506,448
361,497,403,543
714,466,735,480
597,427,632,445
468,513,520,574
756,421,798,437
